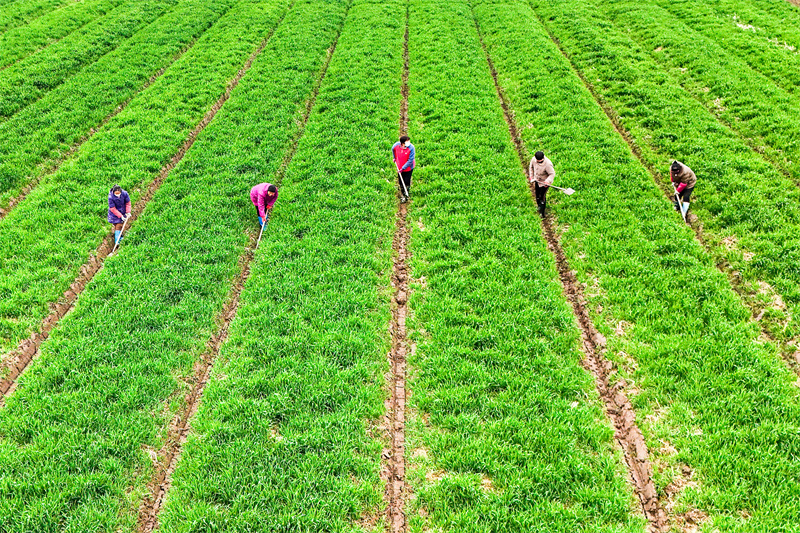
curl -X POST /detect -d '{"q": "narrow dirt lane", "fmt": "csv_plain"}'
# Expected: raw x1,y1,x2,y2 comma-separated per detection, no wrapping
383,4,411,531
471,5,668,532
135,14,347,532
0,2,294,405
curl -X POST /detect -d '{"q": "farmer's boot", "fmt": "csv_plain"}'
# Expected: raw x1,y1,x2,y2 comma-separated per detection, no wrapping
114,230,121,244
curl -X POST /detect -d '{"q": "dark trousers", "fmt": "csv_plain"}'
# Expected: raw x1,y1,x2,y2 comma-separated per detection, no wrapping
534,182,549,212
674,186,694,209
398,169,413,196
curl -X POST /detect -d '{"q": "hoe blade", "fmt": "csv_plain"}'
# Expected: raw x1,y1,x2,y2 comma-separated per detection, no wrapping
562,187,575,195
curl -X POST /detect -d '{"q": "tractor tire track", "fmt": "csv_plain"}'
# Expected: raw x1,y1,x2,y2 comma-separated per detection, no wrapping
528,8,800,377
0,5,228,221
471,6,669,532
0,4,293,405
135,8,348,531
383,5,411,532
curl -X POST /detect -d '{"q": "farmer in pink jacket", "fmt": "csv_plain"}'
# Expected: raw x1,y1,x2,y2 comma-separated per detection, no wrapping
250,183,278,227
107,185,131,244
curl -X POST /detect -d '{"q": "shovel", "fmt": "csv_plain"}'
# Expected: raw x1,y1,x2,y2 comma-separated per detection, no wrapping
395,162,410,200
532,180,575,195
256,211,269,250
672,185,687,223
111,215,130,254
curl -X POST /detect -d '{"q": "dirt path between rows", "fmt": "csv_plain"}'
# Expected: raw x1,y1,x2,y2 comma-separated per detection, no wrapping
530,12,800,377
0,5,228,220
0,3,293,406
135,7,348,532
471,6,669,532
382,5,411,532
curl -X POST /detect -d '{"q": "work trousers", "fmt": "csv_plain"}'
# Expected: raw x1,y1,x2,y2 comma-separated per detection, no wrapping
398,169,413,196
676,186,694,203
534,182,549,211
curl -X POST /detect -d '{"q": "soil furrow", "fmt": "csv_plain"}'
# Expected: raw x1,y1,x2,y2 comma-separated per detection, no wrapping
135,5,347,530
529,9,800,376
471,6,668,532
0,12,223,220
0,5,292,405
383,4,411,532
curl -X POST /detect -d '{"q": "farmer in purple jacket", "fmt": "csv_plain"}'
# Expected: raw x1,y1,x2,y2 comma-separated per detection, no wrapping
250,183,278,227
108,185,131,244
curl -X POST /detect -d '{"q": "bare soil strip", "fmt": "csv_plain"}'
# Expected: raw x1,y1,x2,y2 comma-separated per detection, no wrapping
0,7,292,405
135,10,347,533
383,6,411,533
0,22,215,220
531,13,800,376
471,8,668,532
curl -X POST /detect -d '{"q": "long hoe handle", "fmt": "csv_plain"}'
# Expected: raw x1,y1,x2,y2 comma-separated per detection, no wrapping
396,163,409,198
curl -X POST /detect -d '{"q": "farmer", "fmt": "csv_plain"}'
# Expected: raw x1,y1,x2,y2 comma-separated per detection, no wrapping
107,185,131,245
670,160,697,215
528,150,555,215
250,182,278,227
392,135,415,203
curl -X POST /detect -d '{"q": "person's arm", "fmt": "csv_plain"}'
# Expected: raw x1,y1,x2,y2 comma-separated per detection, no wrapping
401,145,415,171
257,191,267,218
676,182,687,193
108,196,123,218
528,158,535,182
391,142,398,163
543,161,555,186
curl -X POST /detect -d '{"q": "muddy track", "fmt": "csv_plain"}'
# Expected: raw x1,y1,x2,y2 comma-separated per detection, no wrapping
0,5,293,406
471,6,669,532
382,5,411,533
135,4,349,531
0,9,225,221
530,11,800,376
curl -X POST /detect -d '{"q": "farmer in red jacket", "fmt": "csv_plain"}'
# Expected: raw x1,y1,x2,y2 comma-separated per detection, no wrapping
670,160,697,216
250,183,278,227
107,185,131,245
392,135,415,203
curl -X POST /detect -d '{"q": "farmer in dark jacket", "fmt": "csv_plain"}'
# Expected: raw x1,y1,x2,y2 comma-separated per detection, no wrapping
108,185,131,244
670,160,697,216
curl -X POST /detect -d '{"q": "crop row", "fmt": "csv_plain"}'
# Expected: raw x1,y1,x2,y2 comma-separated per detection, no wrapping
530,0,800,345
482,0,800,528
0,0,289,361
596,0,800,186
0,0,73,34
651,0,800,98
0,0,343,529
0,0,175,121
401,1,642,531
156,1,402,529
0,0,122,70
0,0,233,205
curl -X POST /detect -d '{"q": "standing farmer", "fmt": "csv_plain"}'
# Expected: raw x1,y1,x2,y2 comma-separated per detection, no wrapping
670,160,697,217
250,183,278,227
392,135,415,203
528,151,555,215
108,185,131,245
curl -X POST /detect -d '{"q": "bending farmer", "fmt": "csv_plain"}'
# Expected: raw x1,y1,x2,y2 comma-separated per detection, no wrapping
108,185,131,245
392,135,415,203
250,183,278,227
528,150,555,215
670,160,697,216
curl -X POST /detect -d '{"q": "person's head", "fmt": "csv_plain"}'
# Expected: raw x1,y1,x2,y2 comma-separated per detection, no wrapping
671,161,681,174
400,135,410,147
534,151,544,163
111,185,122,197
267,184,277,197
